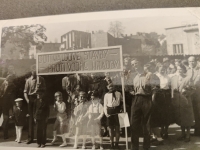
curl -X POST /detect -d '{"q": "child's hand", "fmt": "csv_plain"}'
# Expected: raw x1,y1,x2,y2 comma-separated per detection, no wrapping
9,116,12,119
26,114,30,117
105,114,110,118
94,117,100,121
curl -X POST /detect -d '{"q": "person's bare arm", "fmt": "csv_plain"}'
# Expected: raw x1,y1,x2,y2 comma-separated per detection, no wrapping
24,92,29,103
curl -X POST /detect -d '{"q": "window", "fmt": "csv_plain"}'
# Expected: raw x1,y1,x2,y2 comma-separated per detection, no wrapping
173,44,184,54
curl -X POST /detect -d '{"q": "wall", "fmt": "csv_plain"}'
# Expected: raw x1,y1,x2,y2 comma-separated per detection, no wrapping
166,25,200,55
166,27,188,55
91,32,109,48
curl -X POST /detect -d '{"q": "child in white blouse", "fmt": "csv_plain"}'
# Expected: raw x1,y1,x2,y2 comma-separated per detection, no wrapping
73,91,89,149
86,91,104,150
51,91,68,147
104,83,123,149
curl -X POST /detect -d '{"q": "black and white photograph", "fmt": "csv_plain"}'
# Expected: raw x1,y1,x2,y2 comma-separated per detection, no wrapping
0,7,200,150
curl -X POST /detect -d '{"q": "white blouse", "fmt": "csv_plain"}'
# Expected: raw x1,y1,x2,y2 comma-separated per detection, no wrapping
55,101,66,113
156,73,170,89
104,91,122,116
88,102,104,119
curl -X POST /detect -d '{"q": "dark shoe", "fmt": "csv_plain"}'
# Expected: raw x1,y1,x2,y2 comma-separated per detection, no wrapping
115,143,119,149
41,144,45,148
184,137,190,142
26,140,33,144
4,136,8,140
177,135,186,141
37,144,41,148
103,131,108,137
151,139,164,146
150,137,157,143
110,142,114,149
163,133,168,139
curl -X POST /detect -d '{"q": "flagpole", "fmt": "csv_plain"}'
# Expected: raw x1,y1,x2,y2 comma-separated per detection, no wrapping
121,74,128,150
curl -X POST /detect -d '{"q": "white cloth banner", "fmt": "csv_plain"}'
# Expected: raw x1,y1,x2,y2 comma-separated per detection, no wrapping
118,112,130,128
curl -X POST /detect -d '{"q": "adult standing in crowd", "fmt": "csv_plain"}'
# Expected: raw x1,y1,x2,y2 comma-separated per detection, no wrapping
171,64,195,142
151,63,171,145
187,56,200,136
0,74,16,139
131,59,160,150
24,64,46,144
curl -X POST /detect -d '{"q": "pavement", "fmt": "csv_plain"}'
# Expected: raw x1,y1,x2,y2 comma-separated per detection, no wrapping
0,106,200,150
0,123,200,150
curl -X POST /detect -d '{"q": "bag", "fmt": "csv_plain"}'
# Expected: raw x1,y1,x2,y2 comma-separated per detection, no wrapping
118,112,130,128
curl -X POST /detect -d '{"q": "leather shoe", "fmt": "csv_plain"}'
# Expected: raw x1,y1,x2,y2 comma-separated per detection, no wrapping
177,135,186,141
26,140,33,144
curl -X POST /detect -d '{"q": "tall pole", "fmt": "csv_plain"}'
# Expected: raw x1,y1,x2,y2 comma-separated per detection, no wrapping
121,74,128,150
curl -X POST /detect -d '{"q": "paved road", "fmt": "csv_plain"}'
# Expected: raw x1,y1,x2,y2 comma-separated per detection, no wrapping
0,123,200,150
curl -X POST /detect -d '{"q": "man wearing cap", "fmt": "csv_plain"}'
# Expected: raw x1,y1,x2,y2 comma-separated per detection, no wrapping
0,74,16,139
131,60,160,150
24,64,46,144
187,56,200,136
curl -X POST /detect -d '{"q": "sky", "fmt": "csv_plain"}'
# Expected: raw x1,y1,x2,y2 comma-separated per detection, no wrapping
0,7,200,44
43,15,198,43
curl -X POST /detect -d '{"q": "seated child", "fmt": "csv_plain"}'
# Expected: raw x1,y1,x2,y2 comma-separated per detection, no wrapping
10,98,29,143
34,92,49,148
51,91,68,147
87,91,104,150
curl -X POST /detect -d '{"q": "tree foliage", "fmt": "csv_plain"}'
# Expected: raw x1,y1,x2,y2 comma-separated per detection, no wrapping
1,24,47,51
108,21,124,38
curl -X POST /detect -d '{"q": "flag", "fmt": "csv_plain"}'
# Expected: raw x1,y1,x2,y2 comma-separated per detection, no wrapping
118,112,130,128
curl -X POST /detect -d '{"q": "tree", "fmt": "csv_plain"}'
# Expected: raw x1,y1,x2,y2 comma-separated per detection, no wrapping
1,24,47,53
108,21,124,38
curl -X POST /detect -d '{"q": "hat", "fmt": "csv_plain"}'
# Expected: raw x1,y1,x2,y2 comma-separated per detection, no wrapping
54,91,62,97
175,59,181,62
15,98,23,102
163,57,169,62
144,63,152,68
90,91,99,98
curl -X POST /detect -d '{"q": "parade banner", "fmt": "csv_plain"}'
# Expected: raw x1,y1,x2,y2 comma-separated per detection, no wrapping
36,46,123,75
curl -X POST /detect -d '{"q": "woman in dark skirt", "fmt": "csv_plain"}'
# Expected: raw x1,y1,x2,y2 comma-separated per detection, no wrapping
103,83,123,149
171,65,195,142
151,63,172,145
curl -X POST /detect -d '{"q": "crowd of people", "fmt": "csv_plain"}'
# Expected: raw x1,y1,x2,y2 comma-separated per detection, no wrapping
0,55,200,150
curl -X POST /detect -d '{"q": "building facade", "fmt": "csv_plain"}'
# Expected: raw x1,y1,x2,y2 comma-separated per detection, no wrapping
166,24,200,55
61,30,91,50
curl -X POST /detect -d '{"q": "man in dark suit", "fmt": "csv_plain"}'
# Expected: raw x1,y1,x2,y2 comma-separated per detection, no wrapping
187,56,200,136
